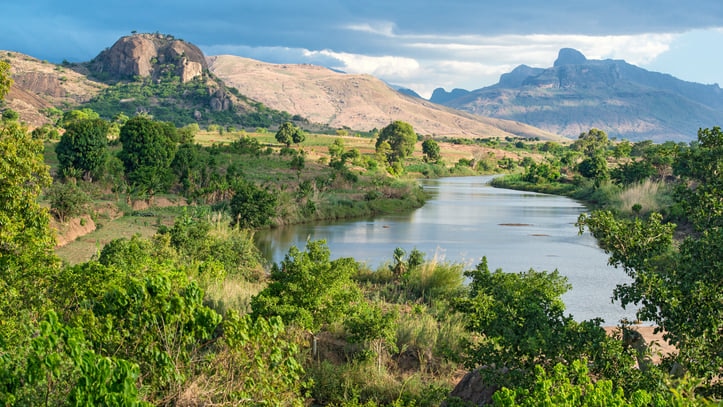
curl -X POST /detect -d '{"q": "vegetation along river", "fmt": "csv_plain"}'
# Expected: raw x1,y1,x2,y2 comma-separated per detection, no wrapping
255,175,635,325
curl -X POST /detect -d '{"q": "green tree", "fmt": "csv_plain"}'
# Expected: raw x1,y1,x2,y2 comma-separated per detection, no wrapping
59,108,101,128
573,128,610,157
577,152,609,186
0,117,57,328
251,240,362,334
422,139,441,163
522,161,560,183
455,257,614,390
204,311,308,406
47,181,91,223
118,116,177,195
674,127,723,229
56,118,110,181
344,301,398,371
275,121,304,147
0,60,12,101
0,311,146,406
229,180,278,229
375,121,417,165
578,210,722,395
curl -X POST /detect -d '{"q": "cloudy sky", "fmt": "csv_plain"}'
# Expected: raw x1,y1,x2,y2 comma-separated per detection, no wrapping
2,1,723,98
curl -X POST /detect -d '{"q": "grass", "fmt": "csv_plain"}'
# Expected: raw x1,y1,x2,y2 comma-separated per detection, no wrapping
613,179,667,215
54,205,184,265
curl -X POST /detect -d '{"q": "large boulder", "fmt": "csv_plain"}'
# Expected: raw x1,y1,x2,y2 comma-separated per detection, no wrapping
90,33,208,83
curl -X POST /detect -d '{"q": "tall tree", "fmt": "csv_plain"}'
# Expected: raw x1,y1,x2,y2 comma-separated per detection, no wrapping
251,240,361,333
275,121,304,147
422,139,441,163
0,116,58,334
0,60,12,102
118,116,177,196
375,121,417,165
56,118,110,181
579,128,723,395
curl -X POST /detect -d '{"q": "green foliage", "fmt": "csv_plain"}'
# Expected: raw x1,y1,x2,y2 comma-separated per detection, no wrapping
275,121,305,147
674,126,723,230
59,108,101,128
83,270,222,402
493,360,655,407
422,139,441,163
376,121,417,165
118,116,177,195
31,123,61,140
577,152,609,186
202,311,308,406
0,118,57,325
578,209,722,395
251,240,362,332
170,142,216,198
56,118,110,181
612,160,657,185
47,181,91,223
344,301,398,367
573,128,610,157
0,59,11,101
229,180,278,228
82,77,293,128
0,311,146,406
456,257,611,389
522,161,560,183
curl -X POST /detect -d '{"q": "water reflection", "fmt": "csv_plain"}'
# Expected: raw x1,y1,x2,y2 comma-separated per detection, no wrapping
254,175,635,324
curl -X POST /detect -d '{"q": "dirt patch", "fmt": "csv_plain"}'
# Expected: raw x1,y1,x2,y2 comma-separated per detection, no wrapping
52,215,96,248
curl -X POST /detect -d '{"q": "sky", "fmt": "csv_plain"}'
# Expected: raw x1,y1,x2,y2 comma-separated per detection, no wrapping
2,1,723,98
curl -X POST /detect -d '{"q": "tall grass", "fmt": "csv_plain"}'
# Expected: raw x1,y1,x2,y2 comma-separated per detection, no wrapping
204,276,266,316
613,179,666,215
406,259,466,304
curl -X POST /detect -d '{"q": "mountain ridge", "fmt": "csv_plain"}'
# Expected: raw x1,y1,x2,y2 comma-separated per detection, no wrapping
207,54,563,140
430,48,723,142
3,36,563,141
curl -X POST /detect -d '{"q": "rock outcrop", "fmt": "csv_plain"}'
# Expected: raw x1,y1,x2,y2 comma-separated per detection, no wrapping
89,33,207,83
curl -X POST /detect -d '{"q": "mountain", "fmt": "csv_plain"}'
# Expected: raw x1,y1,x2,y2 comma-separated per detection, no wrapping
207,55,563,140
3,33,562,141
3,33,295,128
2,51,105,126
431,48,723,142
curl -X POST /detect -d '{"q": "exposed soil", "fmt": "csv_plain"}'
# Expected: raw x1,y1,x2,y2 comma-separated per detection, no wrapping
52,215,96,247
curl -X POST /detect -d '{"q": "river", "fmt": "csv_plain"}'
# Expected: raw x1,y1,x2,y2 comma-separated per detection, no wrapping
254,175,637,325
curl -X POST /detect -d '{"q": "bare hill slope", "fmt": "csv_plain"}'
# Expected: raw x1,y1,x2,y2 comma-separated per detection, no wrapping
208,55,565,141
2,51,105,127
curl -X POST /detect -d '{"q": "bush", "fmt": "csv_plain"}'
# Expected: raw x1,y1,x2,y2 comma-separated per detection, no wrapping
47,181,91,222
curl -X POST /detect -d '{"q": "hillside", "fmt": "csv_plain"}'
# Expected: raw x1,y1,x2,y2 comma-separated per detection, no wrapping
431,48,723,142
1,51,105,127
4,33,563,141
207,55,565,141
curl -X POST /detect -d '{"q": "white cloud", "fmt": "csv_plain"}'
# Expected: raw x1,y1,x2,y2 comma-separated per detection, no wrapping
203,29,685,99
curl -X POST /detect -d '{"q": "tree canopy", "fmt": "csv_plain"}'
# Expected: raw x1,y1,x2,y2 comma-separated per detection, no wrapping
118,116,177,195
0,60,12,102
375,121,417,165
56,118,110,181
275,121,305,147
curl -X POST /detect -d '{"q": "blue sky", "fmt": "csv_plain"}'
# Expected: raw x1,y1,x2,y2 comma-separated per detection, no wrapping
2,1,723,98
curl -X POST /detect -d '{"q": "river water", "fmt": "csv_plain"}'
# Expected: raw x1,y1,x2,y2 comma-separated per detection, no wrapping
254,175,636,324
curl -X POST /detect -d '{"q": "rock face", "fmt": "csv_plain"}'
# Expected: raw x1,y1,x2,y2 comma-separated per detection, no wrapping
90,33,207,83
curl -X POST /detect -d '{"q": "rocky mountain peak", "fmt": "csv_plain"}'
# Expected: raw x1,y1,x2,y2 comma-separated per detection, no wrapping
89,33,207,82
554,48,587,67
